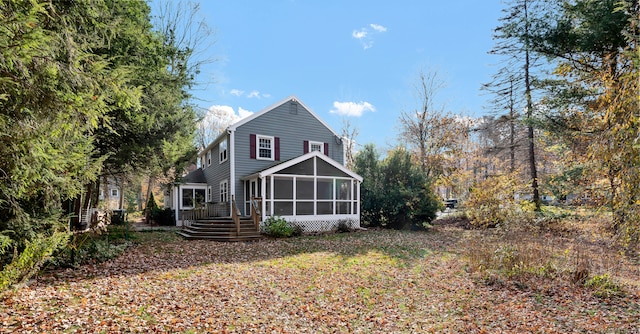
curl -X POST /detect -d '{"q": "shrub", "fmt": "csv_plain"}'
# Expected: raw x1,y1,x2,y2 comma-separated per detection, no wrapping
151,208,175,226
50,227,133,269
335,219,355,233
263,216,300,238
1,231,69,291
585,274,624,298
465,172,532,228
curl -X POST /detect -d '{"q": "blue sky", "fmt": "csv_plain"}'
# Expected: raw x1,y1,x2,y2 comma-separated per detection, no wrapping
179,1,506,149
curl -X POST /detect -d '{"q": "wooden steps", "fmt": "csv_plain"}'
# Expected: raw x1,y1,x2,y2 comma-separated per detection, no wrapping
176,217,262,241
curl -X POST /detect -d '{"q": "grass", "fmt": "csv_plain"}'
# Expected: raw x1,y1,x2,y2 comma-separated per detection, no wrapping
1,214,639,333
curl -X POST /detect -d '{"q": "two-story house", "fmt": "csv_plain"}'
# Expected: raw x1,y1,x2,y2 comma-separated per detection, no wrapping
168,96,362,233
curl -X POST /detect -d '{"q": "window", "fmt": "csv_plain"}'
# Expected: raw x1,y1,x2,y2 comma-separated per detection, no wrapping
220,180,229,203
110,189,119,198
309,141,324,153
257,135,274,160
304,140,327,155
206,150,212,166
181,188,206,208
207,186,212,202
219,139,228,163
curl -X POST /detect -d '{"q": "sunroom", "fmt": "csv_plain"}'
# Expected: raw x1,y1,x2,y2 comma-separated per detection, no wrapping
242,151,363,232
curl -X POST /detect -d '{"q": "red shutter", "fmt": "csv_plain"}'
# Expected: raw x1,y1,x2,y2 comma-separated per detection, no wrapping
250,134,256,159
324,143,329,156
275,137,280,161
303,140,309,154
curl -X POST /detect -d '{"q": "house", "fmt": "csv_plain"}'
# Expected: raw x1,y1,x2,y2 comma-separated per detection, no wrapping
168,96,363,233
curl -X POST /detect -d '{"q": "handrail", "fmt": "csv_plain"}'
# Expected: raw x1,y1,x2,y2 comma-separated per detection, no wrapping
251,196,262,231
231,195,241,235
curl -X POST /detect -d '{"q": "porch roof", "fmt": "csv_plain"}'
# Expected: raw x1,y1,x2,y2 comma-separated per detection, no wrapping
180,168,206,184
241,150,363,182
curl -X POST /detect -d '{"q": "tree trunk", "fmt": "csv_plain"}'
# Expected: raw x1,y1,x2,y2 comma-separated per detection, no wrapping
524,0,541,210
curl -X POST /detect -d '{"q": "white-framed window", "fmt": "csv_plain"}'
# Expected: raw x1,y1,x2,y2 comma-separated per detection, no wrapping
257,135,274,160
220,180,229,203
219,139,228,163
309,141,324,154
207,186,212,202
110,188,119,198
206,150,212,166
181,187,206,208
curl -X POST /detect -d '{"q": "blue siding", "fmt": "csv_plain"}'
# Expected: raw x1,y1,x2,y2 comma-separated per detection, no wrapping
202,133,231,203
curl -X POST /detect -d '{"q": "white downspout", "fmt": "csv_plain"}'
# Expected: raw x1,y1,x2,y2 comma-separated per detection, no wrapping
229,130,235,216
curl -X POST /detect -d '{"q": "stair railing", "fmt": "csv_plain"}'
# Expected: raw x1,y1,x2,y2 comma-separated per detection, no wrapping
231,195,241,235
250,196,262,231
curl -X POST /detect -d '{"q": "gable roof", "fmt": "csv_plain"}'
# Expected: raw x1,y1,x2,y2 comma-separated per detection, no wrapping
228,95,340,138
199,95,341,156
243,150,362,182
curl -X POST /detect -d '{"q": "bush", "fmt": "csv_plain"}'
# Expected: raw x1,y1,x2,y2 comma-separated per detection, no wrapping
151,208,175,226
1,232,69,291
263,216,300,238
585,274,624,298
335,219,355,233
50,226,133,268
465,172,532,228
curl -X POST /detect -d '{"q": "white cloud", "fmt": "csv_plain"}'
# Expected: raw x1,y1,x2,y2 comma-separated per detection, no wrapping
352,23,387,50
229,88,270,99
330,101,375,117
238,107,253,119
230,89,244,97
352,29,368,39
370,23,387,32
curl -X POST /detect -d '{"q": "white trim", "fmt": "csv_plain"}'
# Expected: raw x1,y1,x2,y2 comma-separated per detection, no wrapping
206,150,212,167
219,139,228,164
207,186,212,202
256,134,275,161
229,130,235,215
258,151,363,182
178,184,207,209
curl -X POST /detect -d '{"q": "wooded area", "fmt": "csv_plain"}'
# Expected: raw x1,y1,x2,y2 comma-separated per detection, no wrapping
0,0,202,289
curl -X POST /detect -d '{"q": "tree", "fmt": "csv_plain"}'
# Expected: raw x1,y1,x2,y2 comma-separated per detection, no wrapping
398,69,468,182
535,0,639,248
487,0,557,210
354,145,441,229
0,0,143,288
340,118,359,170
353,144,383,227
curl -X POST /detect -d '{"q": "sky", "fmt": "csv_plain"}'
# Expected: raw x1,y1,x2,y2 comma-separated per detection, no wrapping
169,1,507,149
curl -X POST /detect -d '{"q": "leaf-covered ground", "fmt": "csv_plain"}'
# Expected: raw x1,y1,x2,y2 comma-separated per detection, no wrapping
2,224,639,333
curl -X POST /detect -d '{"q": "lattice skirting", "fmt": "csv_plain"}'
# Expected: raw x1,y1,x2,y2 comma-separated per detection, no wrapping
262,215,361,233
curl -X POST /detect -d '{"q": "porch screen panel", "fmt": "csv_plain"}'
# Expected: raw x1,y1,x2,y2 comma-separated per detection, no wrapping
336,179,351,200
266,177,271,199
316,159,350,177
274,176,293,199
296,178,314,200
274,202,293,215
296,202,314,215
280,158,314,176
316,179,333,200
317,201,333,215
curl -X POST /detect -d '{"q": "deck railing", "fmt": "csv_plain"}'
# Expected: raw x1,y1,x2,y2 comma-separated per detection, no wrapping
231,195,241,235
180,202,230,227
250,196,262,231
